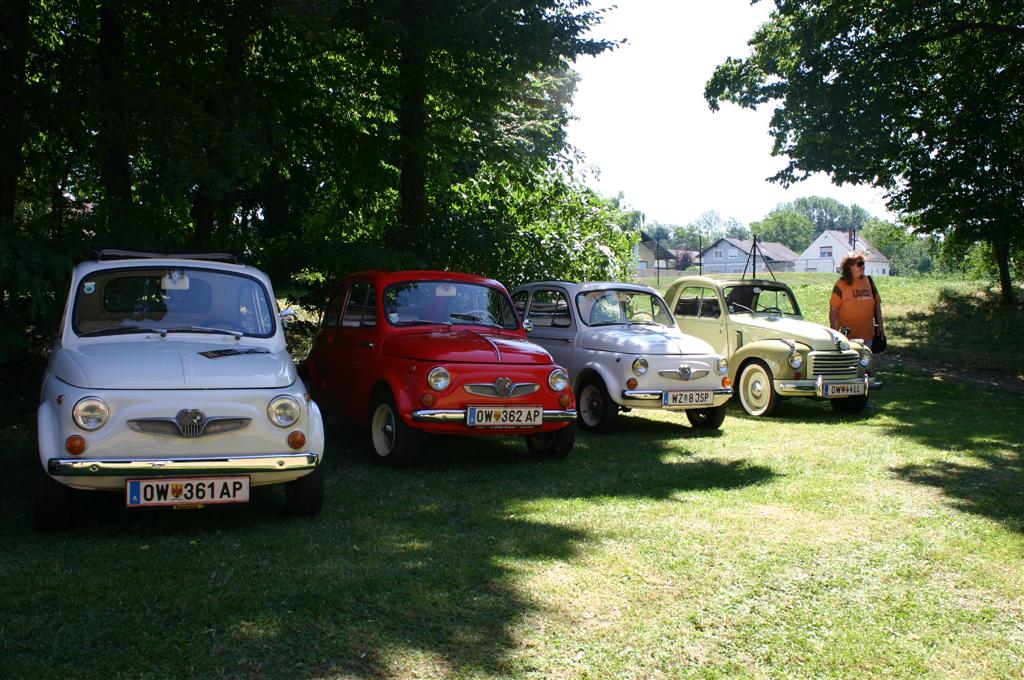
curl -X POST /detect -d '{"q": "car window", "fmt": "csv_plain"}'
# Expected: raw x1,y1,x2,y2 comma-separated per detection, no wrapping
511,291,529,319
674,286,719,319
528,289,571,328
699,291,721,318
383,281,519,329
576,289,673,326
342,282,375,328
723,284,801,316
323,289,346,328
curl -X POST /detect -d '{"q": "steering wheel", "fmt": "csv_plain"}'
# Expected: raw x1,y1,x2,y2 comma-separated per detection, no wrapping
629,311,655,323
760,306,783,315
451,309,494,323
206,318,245,333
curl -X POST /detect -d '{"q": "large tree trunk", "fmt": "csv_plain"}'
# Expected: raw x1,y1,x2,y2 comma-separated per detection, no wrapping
98,0,133,205
396,6,428,254
0,0,29,224
993,240,1015,306
191,189,216,248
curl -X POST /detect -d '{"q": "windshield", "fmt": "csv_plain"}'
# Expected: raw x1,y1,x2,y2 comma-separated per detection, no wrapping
72,267,276,338
575,289,674,327
723,284,801,317
383,281,519,330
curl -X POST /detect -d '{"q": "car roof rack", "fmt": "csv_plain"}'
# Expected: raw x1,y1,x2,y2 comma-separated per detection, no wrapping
92,249,242,264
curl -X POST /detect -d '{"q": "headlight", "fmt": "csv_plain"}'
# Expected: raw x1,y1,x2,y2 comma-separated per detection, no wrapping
267,395,301,428
427,367,451,391
715,357,729,375
631,358,649,376
548,368,569,392
788,352,804,370
73,397,109,430
860,350,872,368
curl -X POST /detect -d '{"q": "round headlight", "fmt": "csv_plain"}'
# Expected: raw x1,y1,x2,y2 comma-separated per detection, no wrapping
860,350,872,368
631,358,649,376
267,395,301,428
715,357,729,375
427,367,451,391
548,368,569,392
788,352,804,370
73,397,109,431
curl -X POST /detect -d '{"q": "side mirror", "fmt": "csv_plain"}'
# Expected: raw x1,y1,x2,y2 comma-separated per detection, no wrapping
280,307,298,325
522,319,534,333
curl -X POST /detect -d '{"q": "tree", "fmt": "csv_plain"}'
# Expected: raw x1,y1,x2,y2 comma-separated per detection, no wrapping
860,217,935,276
706,1,1024,303
750,209,815,252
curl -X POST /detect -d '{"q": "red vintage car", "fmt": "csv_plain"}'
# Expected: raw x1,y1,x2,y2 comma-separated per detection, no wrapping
305,271,577,465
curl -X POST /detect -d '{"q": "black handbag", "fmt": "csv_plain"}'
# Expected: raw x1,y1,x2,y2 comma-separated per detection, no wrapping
872,328,887,353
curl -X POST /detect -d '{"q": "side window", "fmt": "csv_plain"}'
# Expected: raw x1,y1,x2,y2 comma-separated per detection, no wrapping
674,287,703,317
512,291,529,320
528,289,571,328
342,282,373,328
323,288,346,328
699,290,721,318
361,286,377,327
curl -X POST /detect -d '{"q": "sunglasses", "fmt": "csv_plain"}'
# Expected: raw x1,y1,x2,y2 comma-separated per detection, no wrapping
852,261,865,266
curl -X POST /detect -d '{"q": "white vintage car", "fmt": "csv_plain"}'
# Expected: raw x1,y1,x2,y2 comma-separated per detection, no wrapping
35,250,326,529
511,281,733,432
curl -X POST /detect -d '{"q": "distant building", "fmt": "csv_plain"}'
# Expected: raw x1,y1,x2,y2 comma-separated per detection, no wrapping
634,230,677,270
794,230,890,276
698,238,798,274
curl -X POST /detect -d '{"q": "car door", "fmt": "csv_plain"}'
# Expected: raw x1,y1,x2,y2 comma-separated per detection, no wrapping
307,284,347,415
672,285,728,356
334,280,379,419
523,287,575,372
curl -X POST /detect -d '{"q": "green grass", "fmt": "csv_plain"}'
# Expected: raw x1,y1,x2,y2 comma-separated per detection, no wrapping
2,276,1022,678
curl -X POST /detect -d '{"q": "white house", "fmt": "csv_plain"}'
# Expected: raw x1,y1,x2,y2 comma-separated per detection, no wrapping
698,238,798,274
794,230,890,276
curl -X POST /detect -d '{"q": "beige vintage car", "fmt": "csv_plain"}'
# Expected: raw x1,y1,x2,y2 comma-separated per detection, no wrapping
663,275,881,416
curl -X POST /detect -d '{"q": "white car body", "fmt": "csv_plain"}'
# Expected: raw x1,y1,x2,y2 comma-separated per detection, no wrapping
511,281,733,431
35,252,325,526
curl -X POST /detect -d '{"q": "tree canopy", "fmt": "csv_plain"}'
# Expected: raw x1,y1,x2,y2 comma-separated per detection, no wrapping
706,0,1024,303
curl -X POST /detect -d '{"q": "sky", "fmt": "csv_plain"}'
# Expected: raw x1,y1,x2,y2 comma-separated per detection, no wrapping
566,0,893,228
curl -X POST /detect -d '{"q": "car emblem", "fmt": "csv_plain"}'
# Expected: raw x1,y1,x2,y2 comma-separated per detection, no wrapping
495,377,514,398
176,409,207,438
679,365,692,380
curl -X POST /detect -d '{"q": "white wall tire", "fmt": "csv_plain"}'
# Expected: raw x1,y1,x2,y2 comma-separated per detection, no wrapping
738,360,780,417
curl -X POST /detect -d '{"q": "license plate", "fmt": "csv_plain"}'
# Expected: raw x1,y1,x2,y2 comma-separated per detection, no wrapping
662,391,714,407
126,476,250,508
466,405,543,427
824,383,866,397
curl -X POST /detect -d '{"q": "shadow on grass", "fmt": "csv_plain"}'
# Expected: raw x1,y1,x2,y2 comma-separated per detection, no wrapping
0,420,774,679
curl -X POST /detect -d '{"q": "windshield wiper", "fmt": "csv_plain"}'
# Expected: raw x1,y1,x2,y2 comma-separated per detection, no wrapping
78,326,166,338
729,302,754,313
393,319,451,327
166,326,242,338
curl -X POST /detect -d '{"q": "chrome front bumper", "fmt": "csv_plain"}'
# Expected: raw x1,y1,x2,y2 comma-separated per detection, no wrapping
774,375,882,398
48,452,320,477
411,409,577,423
621,388,733,403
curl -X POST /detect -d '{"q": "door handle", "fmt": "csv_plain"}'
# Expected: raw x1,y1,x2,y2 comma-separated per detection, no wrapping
366,342,375,349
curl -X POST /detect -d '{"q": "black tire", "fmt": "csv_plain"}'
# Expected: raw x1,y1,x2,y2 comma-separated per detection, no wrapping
525,423,576,459
368,390,417,467
35,464,74,531
686,403,727,430
576,377,618,433
737,360,780,417
284,464,325,517
831,394,869,414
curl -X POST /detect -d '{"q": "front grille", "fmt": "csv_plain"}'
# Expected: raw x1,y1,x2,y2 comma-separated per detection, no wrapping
128,417,251,438
809,351,859,379
463,383,539,398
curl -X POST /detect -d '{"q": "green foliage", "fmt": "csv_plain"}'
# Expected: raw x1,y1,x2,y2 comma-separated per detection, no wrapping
750,209,815,252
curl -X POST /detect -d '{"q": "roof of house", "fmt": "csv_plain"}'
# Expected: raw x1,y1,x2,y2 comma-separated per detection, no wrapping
638,231,676,260
701,238,799,262
802,230,890,263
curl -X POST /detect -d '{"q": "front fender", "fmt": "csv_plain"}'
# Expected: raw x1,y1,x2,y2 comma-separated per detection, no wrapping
731,339,800,382
573,359,625,406
37,401,60,468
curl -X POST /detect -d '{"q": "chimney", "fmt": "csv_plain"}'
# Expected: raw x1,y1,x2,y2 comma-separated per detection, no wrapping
848,228,856,247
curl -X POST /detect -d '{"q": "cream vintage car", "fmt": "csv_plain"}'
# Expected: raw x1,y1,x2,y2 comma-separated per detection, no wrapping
664,275,881,417
35,250,326,529
511,281,732,432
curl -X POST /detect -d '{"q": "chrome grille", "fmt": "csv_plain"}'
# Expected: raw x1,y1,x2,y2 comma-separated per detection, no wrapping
128,417,251,438
657,368,710,381
809,351,859,379
463,383,539,398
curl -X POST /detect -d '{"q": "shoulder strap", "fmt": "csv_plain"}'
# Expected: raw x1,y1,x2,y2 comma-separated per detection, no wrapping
867,275,878,297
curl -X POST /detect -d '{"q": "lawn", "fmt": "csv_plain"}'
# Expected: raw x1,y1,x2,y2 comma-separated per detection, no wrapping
1,276,1022,678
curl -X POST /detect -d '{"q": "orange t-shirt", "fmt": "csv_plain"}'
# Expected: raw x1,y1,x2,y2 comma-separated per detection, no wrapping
830,276,879,342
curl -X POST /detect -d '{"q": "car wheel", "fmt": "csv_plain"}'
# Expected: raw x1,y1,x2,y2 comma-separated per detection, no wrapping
577,377,617,433
738,360,780,417
525,423,576,459
284,464,325,517
831,394,869,414
686,403,727,430
35,464,73,531
368,391,417,467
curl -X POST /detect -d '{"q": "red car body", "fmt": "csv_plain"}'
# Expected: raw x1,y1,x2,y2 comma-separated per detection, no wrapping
306,270,577,464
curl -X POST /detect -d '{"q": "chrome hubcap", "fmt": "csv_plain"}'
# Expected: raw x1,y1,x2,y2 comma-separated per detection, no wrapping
372,404,396,455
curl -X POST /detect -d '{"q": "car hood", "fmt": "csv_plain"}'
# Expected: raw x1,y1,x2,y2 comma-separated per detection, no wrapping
733,315,848,350
50,340,295,389
382,328,552,365
579,325,716,355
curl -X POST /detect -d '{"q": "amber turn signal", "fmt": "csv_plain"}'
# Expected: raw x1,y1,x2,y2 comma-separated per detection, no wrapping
421,393,436,408
287,431,306,450
559,393,572,408
66,435,87,455
721,376,732,388
626,378,638,389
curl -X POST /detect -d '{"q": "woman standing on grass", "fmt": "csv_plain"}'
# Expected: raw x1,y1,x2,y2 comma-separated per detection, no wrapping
829,250,884,349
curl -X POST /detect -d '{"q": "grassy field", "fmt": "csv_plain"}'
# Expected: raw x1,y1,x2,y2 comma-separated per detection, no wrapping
1,275,1022,678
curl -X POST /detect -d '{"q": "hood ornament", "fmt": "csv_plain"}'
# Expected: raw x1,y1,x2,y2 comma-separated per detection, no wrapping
678,365,692,380
494,377,513,398
176,409,207,438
